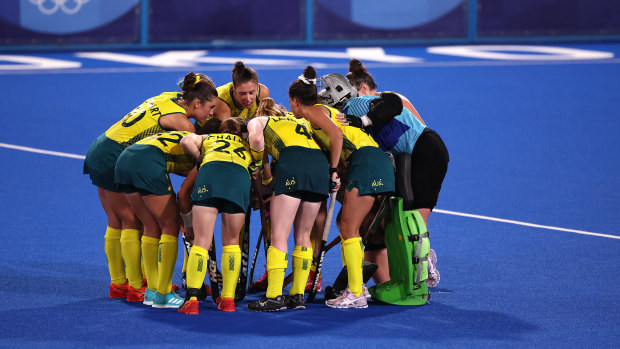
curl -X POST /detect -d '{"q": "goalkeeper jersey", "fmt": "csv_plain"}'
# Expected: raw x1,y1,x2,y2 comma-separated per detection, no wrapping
343,96,426,155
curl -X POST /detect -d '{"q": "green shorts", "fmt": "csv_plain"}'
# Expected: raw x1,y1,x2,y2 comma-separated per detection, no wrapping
115,144,172,196
83,134,124,192
273,146,329,202
346,146,395,196
192,161,251,214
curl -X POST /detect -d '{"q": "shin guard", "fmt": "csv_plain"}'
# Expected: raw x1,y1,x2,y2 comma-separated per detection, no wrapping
370,197,430,305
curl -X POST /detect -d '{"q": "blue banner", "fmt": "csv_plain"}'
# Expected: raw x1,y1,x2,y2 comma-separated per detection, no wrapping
0,0,140,45
313,0,467,40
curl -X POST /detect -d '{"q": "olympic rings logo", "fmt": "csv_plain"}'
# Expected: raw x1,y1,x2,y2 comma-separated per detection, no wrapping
28,0,91,15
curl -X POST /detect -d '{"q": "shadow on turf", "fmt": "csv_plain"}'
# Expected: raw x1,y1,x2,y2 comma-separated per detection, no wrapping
142,292,537,343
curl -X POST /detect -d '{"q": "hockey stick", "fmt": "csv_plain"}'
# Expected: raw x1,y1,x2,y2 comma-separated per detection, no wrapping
306,190,338,303
234,209,251,301
248,178,268,293
283,196,387,287
207,241,221,303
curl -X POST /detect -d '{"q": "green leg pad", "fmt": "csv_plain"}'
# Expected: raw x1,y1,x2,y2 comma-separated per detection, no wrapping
370,197,430,306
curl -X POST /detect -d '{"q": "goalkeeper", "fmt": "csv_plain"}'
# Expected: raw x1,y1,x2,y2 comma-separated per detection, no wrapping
339,89,448,288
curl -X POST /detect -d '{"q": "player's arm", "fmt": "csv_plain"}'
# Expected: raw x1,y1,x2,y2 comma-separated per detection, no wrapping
307,108,343,191
365,92,404,131
177,167,198,238
398,93,425,125
160,113,197,132
247,116,267,158
181,133,206,161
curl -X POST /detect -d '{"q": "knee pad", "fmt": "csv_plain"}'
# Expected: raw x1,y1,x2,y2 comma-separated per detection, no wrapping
395,153,414,211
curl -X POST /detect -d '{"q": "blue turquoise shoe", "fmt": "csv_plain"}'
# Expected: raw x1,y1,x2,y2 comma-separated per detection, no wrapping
152,291,184,309
143,288,156,306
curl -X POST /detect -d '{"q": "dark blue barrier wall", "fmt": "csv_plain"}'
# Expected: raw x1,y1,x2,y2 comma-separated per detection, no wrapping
478,0,620,37
149,0,305,43
1,0,619,51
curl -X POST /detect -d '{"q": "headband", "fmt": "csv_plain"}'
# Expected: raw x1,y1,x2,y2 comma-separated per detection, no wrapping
298,74,316,85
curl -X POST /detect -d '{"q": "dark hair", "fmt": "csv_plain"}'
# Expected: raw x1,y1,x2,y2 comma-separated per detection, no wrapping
219,117,247,137
288,66,318,106
196,117,221,135
257,97,288,117
179,72,218,103
346,59,377,91
232,61,258,87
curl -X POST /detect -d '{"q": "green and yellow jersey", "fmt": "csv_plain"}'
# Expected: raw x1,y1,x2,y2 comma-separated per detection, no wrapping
310,104,379,161
133,131,195,176
200,133,252,172
105,92,186,147
263,112,321,160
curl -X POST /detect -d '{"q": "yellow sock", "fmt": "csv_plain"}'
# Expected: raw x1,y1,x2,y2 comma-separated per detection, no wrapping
141,236,159,290
186,245,209,301
120,229,142,289
265,246,288,299
157,234,178,294
342,237,364,296
221,245,241,299
104,227,125,285
290,246,313,296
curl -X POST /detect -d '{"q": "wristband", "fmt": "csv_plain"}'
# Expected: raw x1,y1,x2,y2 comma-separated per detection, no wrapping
250,148,264,162
329,167,338,174
180,211,193,229
262,176,273,185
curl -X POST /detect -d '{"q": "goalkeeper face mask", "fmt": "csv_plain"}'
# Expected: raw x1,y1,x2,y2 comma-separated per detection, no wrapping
318,73,358,111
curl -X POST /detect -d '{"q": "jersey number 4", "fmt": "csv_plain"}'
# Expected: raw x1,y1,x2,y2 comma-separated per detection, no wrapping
212,140,247,160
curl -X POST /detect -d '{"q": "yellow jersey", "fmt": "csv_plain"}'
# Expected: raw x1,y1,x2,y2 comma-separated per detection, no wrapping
310,104,379,161
200,133,252,172
263,113,321,160
105,92,186,147
134,131,195,176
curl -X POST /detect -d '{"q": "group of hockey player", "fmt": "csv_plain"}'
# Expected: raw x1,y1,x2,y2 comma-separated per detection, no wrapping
83,58,448,313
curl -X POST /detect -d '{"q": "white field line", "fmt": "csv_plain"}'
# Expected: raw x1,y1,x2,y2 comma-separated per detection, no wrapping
1,141,617,240
1,58,620,75
0,142,85,159
433,209,619,240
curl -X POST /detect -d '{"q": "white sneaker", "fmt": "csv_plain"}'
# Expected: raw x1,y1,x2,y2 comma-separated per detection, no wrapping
326,288,368,309
362,284,371,299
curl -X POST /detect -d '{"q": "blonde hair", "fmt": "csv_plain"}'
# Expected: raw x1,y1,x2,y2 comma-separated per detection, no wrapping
256,97,288,117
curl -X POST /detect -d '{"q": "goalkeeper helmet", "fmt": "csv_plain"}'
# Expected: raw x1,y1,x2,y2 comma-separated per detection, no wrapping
318,73,358,111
